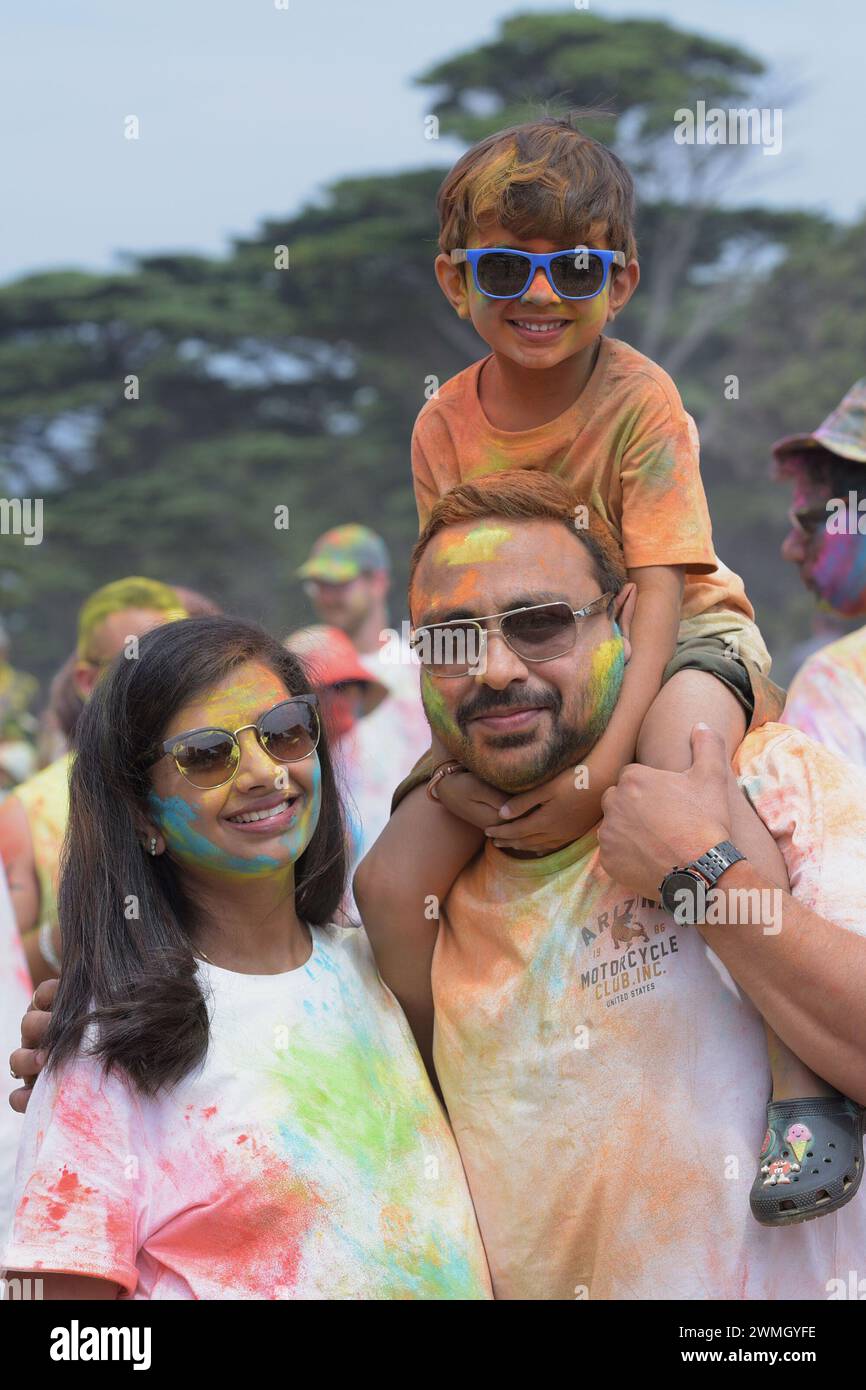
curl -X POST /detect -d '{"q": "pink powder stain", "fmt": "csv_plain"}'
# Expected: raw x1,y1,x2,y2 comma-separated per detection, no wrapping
45,1168,97,1225
144,1129,327,1297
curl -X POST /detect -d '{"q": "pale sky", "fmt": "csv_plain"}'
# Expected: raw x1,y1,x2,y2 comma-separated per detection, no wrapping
1,0,862,283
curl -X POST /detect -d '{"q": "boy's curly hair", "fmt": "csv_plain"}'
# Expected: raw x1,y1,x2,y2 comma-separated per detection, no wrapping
436,115,637,265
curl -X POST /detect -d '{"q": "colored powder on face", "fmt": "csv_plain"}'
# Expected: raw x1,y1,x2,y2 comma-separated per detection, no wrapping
194,671,287,729
420,671,462,744
449,568,482,606
583,634,626,738
148,792,282,877
438,525,513,566
811,531,866,617
148,758,321,879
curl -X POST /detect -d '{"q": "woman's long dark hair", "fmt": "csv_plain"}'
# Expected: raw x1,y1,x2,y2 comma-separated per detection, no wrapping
45,615,347,1096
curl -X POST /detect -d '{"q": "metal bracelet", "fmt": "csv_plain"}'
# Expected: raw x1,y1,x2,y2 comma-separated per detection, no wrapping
427,761,465,802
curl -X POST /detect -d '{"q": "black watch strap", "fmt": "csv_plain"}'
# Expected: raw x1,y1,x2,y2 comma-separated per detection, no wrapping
689,840,745,886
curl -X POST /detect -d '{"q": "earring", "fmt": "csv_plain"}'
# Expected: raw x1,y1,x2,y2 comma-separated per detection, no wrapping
147,837,158,856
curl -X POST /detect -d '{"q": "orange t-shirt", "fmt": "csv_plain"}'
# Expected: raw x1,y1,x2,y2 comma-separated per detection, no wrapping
412,336,753,626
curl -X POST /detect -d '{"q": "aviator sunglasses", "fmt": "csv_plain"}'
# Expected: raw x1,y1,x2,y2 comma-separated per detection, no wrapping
411,594,614,679
147,695,321,789
451,246,626,301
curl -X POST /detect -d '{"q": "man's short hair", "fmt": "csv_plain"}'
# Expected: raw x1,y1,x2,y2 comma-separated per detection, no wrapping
77,577,187,662
436,114,637,266
409,471,627,604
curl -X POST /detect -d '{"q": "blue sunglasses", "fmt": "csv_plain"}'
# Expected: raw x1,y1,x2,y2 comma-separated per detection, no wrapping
451,246,626,301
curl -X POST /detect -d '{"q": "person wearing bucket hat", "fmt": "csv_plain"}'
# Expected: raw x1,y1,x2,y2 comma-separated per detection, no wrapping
775,379,866,765
284,625,397,900
0,578,188,989
298,524,430,805
284,625,387,741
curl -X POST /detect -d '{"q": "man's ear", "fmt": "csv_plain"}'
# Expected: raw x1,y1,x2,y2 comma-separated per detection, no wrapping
434,253,472,320
613,583,637,661
72,659,99,701
606,260,640,323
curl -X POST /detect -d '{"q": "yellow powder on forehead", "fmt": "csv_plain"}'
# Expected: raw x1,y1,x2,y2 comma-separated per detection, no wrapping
438,525,513,566
189,667,289,724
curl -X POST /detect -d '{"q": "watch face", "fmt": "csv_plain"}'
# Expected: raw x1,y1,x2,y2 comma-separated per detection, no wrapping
661,871,705,924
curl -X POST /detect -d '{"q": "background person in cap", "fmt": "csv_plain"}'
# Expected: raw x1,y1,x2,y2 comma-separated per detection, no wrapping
298,523,430,789
0,577,188,987
284,625,391,903
775,379,866,764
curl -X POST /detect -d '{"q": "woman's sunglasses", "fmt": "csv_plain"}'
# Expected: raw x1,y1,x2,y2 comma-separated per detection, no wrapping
411,595,614,679
148,695,321,789
450,246,626,301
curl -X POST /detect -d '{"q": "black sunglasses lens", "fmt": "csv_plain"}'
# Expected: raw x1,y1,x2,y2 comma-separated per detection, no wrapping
260,701,319,761
173,732,238,786
476,251,531,297
502,605,575,658
550,252,605,298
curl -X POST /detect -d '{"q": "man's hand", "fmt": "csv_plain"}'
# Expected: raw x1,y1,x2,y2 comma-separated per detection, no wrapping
8,976,56,1113
598,724,733,899
436,768,509,830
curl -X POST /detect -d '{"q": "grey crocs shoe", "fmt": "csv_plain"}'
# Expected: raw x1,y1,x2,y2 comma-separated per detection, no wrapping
750,1096,864,1226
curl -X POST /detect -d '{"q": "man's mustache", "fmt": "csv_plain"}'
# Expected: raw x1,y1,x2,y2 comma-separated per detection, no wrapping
457,685,560,729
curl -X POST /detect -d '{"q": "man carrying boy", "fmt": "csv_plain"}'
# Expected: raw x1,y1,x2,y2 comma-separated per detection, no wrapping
393,114,844,1186
356,472,866,1300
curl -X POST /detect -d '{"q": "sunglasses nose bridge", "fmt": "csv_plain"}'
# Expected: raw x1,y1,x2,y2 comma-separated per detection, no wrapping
519,262,561,303
479,623,533,678
231,722,280,777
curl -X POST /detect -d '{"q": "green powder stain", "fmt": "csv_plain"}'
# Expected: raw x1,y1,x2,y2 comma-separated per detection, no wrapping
439,524,512,566
268,1035,487,1297
270,1034,428,1173
421,670,461,741
585,634,626,735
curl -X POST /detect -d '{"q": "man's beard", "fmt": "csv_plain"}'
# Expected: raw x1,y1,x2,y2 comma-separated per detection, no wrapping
454,683,599,794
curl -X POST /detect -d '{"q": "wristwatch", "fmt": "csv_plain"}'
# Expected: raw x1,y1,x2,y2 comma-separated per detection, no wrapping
659,840,746,922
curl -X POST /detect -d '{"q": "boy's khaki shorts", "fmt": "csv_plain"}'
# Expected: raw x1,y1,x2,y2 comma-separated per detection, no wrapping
390,607,786,812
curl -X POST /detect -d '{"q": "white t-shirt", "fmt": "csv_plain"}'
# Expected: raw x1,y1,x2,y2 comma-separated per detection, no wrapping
357,637,430,788
433,724,866,1300
783,625,866,767
3,924,491,1300
0,860,32,1247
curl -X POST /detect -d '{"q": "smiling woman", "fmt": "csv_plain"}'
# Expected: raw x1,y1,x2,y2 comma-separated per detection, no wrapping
1,616,492,1301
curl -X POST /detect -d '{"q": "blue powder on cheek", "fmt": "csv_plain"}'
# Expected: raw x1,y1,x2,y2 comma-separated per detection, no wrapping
147,791,282,875
147,755,323,877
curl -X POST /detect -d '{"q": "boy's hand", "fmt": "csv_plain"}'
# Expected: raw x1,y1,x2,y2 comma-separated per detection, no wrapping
436,768,509,830
8,976,57,1114
484,746,618,854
